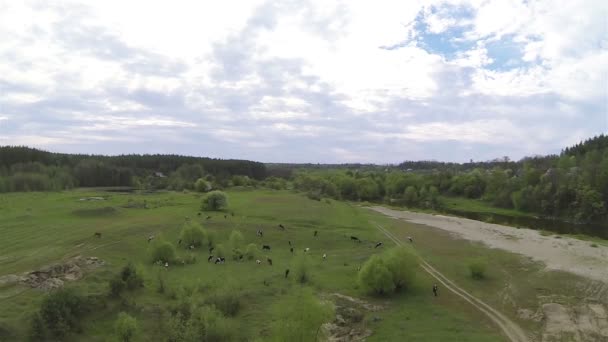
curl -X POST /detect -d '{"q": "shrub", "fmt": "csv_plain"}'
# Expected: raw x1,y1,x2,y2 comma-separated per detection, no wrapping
184,253,197,264
201,191,228,211
120,263,144,290
292,254,312,284
358,255,394,295
591,243,599,248
38,288,86,338
28,313,47,342
229,230,245,249
270,287,334,342
164,306,234,342
306,191,322,201
151,240,176,264
244,243,258,260
383,247,417,291
231,248,243,261
194,178,212,192
205,290,242,317
114,312,138,342
468,259,487,280
109,277,127,298
214,244,228,258
179,222,208,248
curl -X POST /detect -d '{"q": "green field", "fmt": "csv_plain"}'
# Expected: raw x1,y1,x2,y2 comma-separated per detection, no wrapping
0,189,595,341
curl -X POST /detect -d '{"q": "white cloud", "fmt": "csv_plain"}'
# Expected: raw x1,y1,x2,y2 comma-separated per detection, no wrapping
0,0,605,163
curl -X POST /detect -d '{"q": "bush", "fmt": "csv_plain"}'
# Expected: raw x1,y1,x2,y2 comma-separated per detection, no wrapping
214,244,228,259
358,255,394,295
468,259,487,280
201,191,228,211
194,178,212,192
114,312,138,342
184,253,197,264
229,230,245,250
164,306,235,342
28,313,47,342
292,254,312,284
109,278,127,298
231,248,243,261
151,240,176,264
38,288,87,338
383,247,417,291
244,243,258,260
205,290,242,317
179,222,208,248
120,263,144,290
270,287,334,342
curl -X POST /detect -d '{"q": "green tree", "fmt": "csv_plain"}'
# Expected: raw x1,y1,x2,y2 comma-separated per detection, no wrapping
180,221,208,248
201,191,228,211
403,186,418,206
270,287,334,342
358,255,394,295
114,312,138,342
194,178,212,192
229,230,245,250
150,240,176,264
383,247,417,291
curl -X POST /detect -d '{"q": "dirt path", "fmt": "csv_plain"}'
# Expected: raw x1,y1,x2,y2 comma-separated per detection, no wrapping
369,206,608,283
372,221,529,342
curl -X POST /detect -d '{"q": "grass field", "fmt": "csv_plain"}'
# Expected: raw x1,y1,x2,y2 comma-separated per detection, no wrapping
1,188,595,341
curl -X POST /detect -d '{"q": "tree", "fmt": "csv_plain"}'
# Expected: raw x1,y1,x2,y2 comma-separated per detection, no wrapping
150,240,176,264
39,288,86,338
194,178,212,192
403,186,418,206
180,222,208,248
229,230,245,250
270,287,334,342
383,247,417,291
114,312,138,342
358,255,394,295
468,259,487,280
201,191,228,211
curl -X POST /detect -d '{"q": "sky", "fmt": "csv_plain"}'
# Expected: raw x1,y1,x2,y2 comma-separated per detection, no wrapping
0,0,606,164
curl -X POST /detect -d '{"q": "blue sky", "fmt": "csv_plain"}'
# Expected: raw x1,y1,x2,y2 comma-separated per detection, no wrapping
0,0,606,163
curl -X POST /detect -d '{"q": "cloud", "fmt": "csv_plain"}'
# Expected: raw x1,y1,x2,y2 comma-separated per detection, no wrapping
0,0,605,163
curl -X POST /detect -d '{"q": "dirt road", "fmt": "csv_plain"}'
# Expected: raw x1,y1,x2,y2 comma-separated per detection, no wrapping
372,221,529,342
369,206,608,283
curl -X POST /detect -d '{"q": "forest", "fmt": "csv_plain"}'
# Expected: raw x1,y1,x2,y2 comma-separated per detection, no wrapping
290,135,608,225
0,146,267,192
1,135,606,225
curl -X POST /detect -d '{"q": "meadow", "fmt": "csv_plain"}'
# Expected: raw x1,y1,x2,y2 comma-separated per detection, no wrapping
0,188,598,341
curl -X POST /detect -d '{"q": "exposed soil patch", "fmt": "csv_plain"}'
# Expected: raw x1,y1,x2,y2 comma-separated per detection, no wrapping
321,293,387,341
539,302,608,342
0,256,105,291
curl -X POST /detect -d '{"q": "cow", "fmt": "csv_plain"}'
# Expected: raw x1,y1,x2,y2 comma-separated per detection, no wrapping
214,257,225,264
197,212,202,216
290,247,294,254
256,230,264,237
231,212,235,217
314,230,318,237
278,224,285,230
94,232,102,238
256,259,261,264
262,245,271,250
304,247,310,253
288,240,292,246
350,236,361,242
178,239,182,245
285,269,290,278
224,215,227,219
206,216,212,220
323,253,327,260
375,242,383,248
148,235,155,243
189,245,195,250
407,236,413,243
208,255,214,262
267,257,273,266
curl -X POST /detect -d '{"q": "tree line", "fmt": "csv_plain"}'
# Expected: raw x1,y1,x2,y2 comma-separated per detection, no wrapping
291,135,608,225
0,146,267,192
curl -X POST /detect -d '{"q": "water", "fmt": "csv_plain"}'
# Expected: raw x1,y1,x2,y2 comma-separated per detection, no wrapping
442,208,608,239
